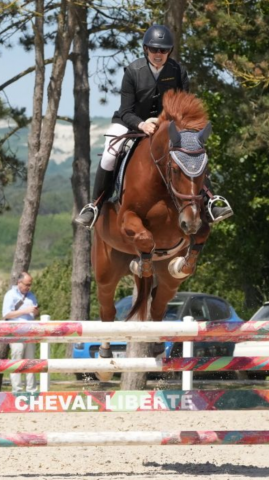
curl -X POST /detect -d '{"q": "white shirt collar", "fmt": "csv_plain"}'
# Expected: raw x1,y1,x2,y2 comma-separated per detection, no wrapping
148,63,164,79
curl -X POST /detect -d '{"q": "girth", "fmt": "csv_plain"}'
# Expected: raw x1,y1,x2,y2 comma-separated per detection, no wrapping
153,238,189,261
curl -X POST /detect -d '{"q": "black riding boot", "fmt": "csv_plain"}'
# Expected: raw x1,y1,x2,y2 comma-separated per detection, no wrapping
203,175,233,223
75,164,114,229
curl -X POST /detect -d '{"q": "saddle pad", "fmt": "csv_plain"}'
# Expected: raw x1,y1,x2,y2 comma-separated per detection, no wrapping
115,138,141,200
115,148,133,199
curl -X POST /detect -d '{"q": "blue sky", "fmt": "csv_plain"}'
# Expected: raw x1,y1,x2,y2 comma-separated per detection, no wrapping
0,42,125,119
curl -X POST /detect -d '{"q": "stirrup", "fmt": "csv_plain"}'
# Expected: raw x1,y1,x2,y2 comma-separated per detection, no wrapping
207,195,233,223
79,203,99,230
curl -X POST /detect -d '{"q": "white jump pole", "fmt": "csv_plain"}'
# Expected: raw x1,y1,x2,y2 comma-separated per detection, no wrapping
1,320,269,343
2,430,269,447
39,315,51,392
182,316,194,390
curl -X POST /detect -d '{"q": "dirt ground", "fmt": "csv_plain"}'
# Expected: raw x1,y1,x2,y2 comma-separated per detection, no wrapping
1,409,269,480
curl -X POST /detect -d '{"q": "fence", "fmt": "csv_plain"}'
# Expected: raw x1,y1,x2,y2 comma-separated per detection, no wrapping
1,319,269,447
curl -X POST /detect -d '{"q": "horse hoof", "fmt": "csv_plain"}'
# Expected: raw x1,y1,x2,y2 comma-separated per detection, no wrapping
130,257,153,278
95,346,114,381
153,342,165,357
168,257,190,279
99,346,113,358
95,371,114,382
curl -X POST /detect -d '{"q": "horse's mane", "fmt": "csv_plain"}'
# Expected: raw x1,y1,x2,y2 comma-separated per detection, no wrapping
158,90,208,130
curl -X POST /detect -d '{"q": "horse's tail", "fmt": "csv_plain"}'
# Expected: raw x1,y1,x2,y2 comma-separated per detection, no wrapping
126,276,153,321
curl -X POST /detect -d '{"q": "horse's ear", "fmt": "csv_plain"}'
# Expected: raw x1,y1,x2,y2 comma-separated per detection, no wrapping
168,121,181,146
198,122,212,144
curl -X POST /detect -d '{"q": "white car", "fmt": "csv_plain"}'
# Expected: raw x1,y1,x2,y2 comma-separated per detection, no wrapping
233,301,269,379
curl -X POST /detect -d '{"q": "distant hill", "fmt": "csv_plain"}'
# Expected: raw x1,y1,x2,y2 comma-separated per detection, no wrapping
1,117,111,214
0,118,113,272
0,116,110,167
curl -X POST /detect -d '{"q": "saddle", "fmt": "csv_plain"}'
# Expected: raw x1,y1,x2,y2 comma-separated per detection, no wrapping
109,118,159,202
114,137,140,201
105,133,143,203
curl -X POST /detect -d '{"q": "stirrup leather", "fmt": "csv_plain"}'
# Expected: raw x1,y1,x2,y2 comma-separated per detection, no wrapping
79,203,99,230
207,195,232,222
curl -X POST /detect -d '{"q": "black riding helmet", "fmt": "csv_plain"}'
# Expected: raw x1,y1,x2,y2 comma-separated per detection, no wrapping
143,25,174,50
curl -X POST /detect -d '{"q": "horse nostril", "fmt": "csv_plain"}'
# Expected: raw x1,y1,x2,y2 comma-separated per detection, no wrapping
181,221,187,231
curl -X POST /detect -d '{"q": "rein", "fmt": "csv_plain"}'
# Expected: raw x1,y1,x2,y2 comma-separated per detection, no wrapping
107,132,146,156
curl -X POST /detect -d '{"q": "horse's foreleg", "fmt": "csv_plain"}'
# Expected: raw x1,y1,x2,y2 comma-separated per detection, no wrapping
121,210,155,255
168,222,210,279
121,210,155,278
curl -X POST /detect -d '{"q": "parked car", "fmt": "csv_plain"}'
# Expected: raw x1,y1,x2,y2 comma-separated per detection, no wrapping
250,301,269,321
160,292,243,359
72,292,244,380
233,301,269,380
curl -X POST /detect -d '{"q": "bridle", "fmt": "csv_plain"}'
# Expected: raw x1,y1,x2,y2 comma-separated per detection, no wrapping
106,128,205,215
150,135,205,214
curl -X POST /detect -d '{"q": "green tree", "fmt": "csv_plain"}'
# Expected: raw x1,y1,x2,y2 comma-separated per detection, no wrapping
0,99,28,213
29,257,134,321
152,0,269,311
183,0,269,309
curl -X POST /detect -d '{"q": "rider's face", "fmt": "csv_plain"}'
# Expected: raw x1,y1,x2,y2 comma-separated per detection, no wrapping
145,46,171,69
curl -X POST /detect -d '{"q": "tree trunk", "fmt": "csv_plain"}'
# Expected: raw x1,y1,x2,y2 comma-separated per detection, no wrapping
164,0,188,62
121,342,153,390
11,0,77,281
243,283,262,310
121,289,153,390
70,3,91,331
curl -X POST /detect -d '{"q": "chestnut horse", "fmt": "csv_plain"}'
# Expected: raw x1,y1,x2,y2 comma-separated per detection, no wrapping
92,90,211,374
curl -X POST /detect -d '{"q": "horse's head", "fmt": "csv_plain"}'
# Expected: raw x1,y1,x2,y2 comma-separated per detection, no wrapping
155,91,212,235
166,121,212,235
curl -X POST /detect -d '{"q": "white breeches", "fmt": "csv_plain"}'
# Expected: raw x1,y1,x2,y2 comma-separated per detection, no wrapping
100,123,129,171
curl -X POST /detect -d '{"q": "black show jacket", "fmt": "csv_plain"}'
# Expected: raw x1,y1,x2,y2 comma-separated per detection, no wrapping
112,57,189,130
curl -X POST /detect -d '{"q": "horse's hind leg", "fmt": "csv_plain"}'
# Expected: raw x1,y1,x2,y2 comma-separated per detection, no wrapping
92,232,131,379
149,262,186,355
120,210,156,319
92,232,130,320
150,273,180,321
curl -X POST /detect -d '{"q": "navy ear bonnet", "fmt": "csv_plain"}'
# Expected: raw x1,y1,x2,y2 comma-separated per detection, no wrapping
169,121,212,177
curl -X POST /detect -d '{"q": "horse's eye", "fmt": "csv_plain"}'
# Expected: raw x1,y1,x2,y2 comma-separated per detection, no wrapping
172,166,180,174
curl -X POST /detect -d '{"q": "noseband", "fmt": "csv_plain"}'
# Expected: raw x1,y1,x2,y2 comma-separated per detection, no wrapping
150,138,204,214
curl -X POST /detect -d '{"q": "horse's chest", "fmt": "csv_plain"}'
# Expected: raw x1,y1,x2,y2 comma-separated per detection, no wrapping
145,201,171,225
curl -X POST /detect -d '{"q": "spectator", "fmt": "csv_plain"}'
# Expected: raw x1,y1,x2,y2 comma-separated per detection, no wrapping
2,272,39,393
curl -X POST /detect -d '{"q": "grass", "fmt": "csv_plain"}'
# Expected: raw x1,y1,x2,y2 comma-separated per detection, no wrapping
1,375,120,392
2,373,269,393
0,213,72,271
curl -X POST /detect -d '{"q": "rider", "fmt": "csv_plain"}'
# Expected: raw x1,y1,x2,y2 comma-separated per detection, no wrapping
75,24,233,229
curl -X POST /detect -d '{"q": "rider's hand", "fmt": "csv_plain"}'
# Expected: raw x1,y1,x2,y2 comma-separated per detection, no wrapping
138,121,157,135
